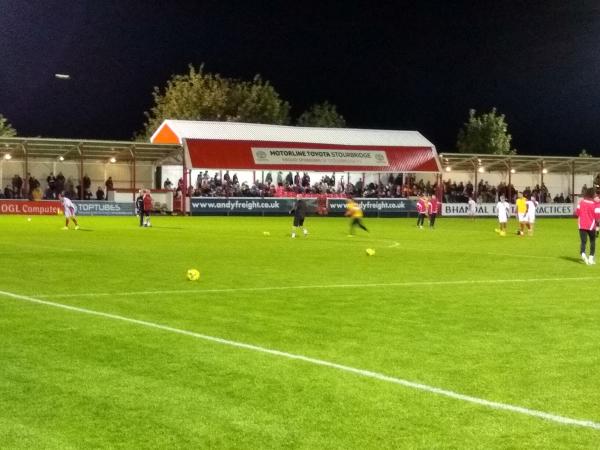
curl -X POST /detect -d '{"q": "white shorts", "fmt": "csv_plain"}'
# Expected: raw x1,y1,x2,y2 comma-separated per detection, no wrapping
518,213,527,222
498,217,508,224
64,207,76,218
527,214,535,224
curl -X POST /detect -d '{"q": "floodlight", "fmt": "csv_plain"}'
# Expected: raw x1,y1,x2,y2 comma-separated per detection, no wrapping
109,157,116,163
3,153,11,160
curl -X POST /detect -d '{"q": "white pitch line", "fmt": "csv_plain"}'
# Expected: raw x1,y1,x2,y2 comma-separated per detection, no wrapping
0,242,75,252
35,275,600,299
1,289,599,431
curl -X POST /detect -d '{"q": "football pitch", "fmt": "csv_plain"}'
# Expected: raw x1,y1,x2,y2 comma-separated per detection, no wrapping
1,214,599,448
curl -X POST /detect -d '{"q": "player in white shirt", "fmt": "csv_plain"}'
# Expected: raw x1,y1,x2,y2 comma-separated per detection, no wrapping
467,196,477,220
525,195,538,236
495,195,511,236
58,193,80,230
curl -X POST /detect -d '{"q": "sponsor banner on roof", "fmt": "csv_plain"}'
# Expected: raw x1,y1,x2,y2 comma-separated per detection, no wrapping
251,148,389,167
441,203,575,217
185,139,439,172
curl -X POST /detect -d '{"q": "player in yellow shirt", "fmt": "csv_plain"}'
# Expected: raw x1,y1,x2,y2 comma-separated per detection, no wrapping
515,192,528,236
345,196,369,236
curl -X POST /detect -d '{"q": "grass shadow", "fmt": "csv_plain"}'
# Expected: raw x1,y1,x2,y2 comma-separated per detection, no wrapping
559,255,584,264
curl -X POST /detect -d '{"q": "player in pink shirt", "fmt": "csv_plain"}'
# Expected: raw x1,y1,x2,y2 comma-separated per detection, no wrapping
575,188,600,265
427,194,439,228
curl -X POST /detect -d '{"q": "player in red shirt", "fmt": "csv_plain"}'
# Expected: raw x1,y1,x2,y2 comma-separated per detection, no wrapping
427,194,439,228
142,189,153,227
575,188,600,265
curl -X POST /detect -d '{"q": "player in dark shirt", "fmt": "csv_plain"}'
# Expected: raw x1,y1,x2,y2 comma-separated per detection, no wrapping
290,194,309,238
135,190,144,227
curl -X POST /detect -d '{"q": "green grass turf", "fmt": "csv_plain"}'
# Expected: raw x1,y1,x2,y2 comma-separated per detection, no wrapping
1,214,599,448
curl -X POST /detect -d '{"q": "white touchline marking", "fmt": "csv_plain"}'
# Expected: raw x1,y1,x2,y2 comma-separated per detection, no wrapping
1,289,599,431
1,242,75,252
384,242,559,260
36,275,600,299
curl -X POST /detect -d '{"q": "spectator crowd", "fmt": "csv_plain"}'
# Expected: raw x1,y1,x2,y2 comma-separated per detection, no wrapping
2,169,595,203
2,172,110,200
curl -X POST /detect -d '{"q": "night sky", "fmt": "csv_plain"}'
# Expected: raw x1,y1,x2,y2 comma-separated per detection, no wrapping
1,1,600,155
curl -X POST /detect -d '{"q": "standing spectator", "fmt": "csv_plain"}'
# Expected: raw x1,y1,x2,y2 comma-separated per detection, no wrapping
142,189,153,227
223,170,231,184
58,193,80,230
416,194,428,229
277,171,283,186
576,188,600,264
47,173,56,192
265,172,273,185
294,172,301,186
290,194,309,238
428,194,439,228
83,173,91,194
96,186,105,200
13,174,23,198
285,171,293,186
55,172,65,194
163,178,173,190
105,176,114,193
302,172,310,188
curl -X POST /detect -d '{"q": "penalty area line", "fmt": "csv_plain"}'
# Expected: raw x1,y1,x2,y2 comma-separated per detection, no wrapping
36,275,600,299
1,289,599,431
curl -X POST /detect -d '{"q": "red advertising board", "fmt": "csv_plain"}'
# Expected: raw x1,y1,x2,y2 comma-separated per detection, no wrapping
185,139,439,172
0,200,61,215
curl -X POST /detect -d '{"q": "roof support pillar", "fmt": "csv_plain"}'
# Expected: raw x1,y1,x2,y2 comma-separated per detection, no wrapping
131,146,137,203
571,160,576,204
78,144,84,200
473,162,478,198
23,143,28,195
508,161,512,200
